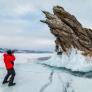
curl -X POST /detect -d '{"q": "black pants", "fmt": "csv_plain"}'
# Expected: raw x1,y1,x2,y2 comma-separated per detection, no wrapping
3,68,16,84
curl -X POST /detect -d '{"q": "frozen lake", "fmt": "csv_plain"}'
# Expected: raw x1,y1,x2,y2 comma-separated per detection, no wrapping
0,53,92,92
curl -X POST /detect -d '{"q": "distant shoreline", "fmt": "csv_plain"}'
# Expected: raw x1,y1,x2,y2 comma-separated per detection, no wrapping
0,48,53,53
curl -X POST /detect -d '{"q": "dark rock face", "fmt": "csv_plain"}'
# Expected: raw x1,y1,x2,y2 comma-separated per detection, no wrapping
41,6,92,56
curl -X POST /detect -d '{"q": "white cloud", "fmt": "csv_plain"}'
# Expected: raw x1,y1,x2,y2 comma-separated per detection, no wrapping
0,0,37,17
14,2,37,16
0,0,59,50
0,0,61,17
1,0,92,50
32,0,61,9
0,35,54,50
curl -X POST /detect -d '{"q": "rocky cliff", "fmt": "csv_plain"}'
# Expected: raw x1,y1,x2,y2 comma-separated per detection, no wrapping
41,6,92,56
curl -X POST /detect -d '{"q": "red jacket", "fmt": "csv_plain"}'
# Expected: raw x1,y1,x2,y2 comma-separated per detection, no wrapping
3,53,16,69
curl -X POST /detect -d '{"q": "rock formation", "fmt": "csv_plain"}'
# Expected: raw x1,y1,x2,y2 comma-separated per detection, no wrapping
41,6,92,56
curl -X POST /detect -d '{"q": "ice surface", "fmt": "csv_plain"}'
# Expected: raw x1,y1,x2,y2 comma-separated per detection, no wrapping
0,52,92,92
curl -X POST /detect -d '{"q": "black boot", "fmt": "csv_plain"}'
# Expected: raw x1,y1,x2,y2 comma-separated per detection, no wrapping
8,83,16,87
2,81,9,84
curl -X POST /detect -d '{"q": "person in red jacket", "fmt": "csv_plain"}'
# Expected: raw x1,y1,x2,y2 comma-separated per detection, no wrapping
2,50,16,86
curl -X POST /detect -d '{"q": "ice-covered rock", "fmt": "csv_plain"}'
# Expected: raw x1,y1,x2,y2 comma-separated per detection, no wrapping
40,48,92,72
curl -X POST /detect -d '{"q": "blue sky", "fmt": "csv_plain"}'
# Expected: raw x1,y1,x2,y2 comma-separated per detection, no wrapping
0,0,92,51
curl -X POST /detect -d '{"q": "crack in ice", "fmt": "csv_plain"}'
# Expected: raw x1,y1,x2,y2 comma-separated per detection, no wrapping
40,70,54,92
57,73,74,92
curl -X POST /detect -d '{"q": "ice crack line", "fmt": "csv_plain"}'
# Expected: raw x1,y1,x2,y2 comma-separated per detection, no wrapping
57,73,74,92
39,70,54,92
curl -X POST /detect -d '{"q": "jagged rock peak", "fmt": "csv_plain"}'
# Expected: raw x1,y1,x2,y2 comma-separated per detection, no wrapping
41,6,92,56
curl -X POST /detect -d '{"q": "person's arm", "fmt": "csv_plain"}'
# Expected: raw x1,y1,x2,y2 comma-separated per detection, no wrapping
10,55,16,65
11,55,16,61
